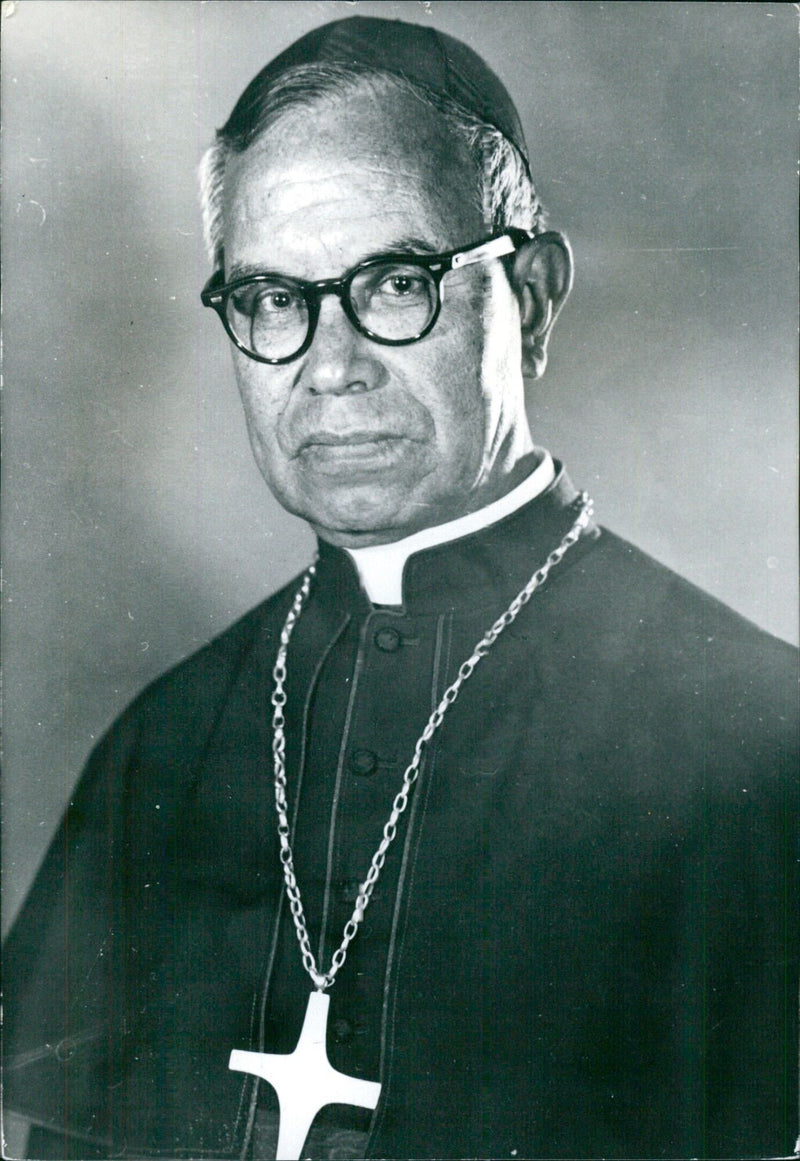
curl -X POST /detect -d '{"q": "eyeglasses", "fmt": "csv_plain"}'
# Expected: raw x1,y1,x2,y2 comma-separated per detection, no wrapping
200,229,531,365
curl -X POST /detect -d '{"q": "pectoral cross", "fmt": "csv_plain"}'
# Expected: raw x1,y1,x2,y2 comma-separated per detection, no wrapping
229,990,382,1161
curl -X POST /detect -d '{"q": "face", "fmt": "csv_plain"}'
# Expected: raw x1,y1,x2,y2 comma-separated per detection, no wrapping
221,85,533,547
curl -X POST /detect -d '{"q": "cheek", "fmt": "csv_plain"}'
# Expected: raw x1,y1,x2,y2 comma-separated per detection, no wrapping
422,308,490,439
481,279,522,374
232,361,290,462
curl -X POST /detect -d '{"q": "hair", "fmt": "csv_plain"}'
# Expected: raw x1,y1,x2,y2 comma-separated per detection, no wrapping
198,63,545,270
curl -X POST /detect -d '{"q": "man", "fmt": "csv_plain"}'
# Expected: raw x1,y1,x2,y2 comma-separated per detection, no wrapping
3,15,797,1161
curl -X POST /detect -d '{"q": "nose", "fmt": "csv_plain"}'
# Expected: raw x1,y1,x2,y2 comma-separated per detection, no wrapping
297,293,378,397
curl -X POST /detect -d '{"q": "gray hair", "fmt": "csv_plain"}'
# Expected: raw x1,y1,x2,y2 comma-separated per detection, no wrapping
199,63,545,270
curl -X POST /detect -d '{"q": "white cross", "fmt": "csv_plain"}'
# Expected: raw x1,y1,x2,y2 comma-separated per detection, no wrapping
229,990,382,1161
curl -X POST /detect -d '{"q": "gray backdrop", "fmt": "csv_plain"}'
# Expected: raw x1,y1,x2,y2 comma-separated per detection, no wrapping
2,0,797,934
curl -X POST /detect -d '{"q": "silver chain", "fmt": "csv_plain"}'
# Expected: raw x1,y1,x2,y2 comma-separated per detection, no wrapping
271,493,594,991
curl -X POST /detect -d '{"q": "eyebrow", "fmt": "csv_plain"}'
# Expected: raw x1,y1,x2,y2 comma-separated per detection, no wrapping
226,235,442,282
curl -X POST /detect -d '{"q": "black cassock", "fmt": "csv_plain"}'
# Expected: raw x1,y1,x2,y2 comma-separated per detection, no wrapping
4,468,798,1159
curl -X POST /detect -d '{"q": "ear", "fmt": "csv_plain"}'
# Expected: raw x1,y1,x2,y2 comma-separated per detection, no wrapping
511,231,574,379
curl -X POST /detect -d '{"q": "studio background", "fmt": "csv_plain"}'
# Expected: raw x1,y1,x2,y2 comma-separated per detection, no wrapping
2,0,797,934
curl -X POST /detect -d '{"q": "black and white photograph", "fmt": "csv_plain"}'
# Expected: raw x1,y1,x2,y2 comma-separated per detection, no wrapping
2,2,798,1158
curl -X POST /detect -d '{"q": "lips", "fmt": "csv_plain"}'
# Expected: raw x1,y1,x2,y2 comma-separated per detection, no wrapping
298,429,406,450
294,428,413,473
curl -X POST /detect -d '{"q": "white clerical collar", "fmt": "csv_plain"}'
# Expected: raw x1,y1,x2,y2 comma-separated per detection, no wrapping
344,450,556,605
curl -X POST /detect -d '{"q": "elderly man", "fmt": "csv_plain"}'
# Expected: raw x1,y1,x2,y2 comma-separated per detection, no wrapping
4,16,797,1161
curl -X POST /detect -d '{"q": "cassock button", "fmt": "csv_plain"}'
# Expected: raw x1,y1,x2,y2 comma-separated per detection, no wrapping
332,1018,353,1044
350,748,378,776
374,626,402,652
340,880,380,903
336,882,380,910
340,880,359,902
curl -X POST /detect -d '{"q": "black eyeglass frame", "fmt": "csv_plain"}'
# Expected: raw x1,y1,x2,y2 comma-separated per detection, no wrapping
200,228,533,365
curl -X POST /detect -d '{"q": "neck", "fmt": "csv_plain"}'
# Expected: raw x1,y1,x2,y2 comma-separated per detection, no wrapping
342,449,556,605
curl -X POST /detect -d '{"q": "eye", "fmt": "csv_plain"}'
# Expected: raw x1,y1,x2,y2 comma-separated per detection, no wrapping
375,270,429,299
230,280,303,319
253,285,302,315
385,273,421,296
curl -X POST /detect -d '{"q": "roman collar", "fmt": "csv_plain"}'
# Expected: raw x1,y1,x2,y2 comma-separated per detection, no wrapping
312,462,593,618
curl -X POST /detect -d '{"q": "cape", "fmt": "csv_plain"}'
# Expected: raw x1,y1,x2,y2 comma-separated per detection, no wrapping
4,468,798,1159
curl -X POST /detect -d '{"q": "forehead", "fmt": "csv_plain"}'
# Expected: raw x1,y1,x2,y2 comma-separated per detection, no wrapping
221,86,482,276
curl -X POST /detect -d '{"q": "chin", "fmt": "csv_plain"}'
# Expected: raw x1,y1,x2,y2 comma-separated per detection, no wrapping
309,507,410,546
300,492,430,546
273,469,421,537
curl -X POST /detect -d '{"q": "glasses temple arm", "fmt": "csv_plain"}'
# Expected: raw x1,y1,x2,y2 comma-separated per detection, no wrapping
450,234,525,271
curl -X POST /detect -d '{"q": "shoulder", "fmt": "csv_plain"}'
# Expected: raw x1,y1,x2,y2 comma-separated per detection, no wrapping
522,529,797,825
579,527,797,665
91,571,306,766
569,528,798,756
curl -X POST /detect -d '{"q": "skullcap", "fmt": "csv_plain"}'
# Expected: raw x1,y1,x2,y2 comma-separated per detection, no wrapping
223,15,528,168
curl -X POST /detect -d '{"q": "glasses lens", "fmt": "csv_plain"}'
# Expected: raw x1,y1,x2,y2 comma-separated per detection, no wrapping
226,278,309,360
349,263,438,341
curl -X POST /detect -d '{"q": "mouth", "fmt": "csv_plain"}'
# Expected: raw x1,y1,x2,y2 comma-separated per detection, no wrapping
300,429,405,448
296,430,412,472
